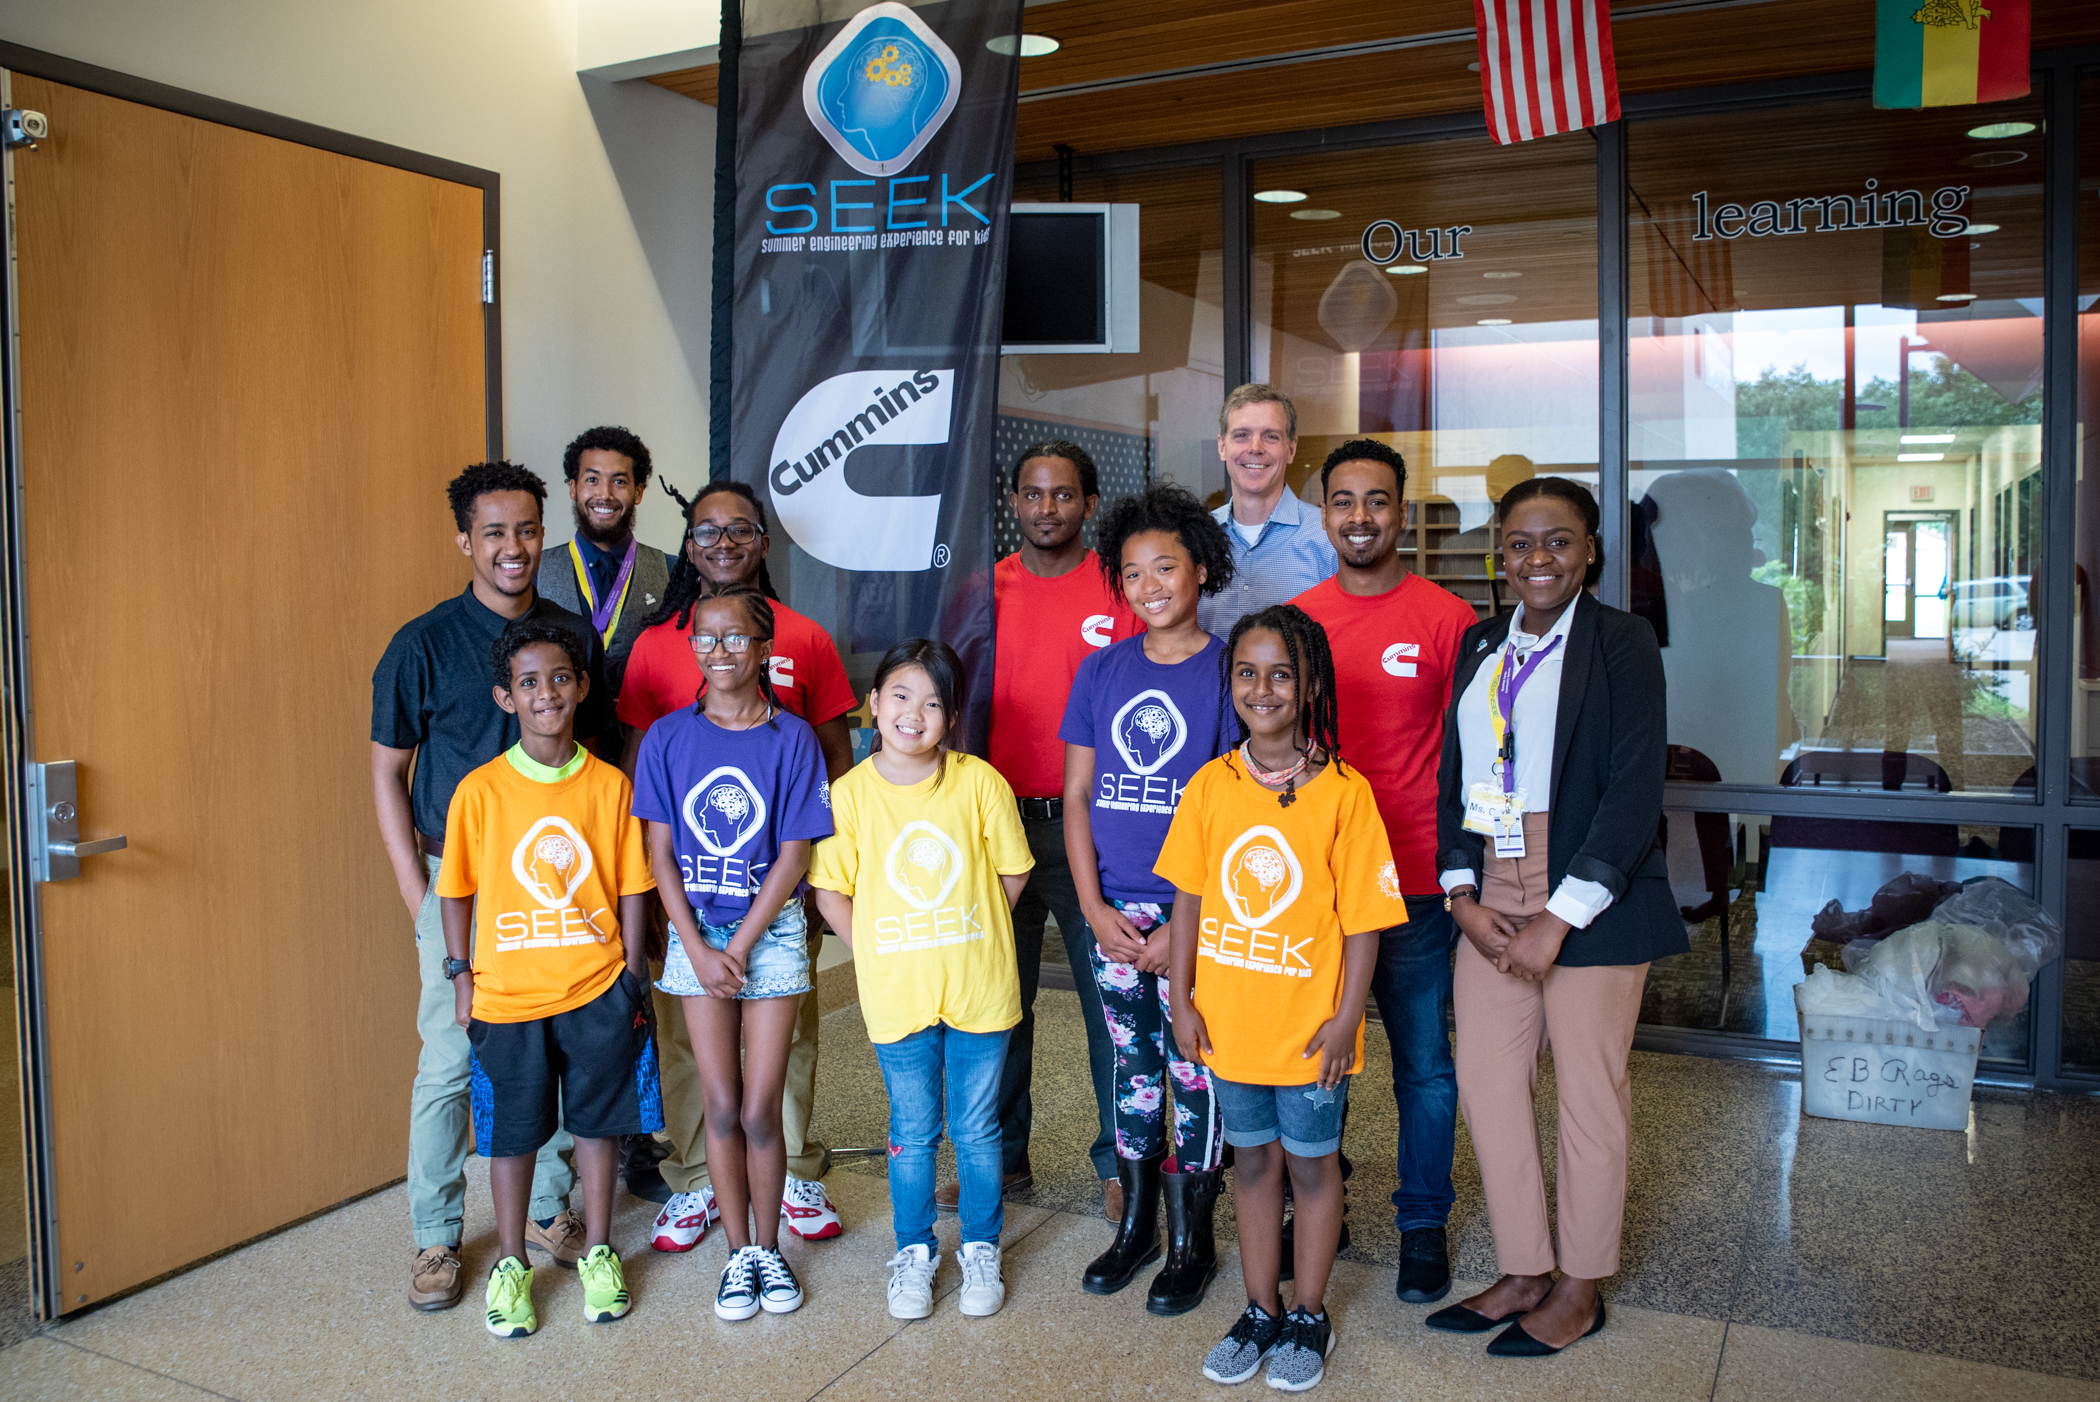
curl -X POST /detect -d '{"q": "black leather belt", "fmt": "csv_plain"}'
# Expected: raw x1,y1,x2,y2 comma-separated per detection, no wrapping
1018,797,1063,821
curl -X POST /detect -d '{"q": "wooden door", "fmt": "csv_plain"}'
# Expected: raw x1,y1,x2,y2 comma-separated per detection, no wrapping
5,72,488,1311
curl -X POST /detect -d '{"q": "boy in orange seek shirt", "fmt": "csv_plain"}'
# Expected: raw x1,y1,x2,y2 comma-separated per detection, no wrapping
1159,605,1406,1393
438,619,659,1338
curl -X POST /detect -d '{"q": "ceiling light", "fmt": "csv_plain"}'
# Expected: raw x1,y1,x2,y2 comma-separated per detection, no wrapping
1477,318,1512,326
1467,61,1481,72
1385,264,1428,275
986,34,1060,56
1254,189,1307,204
1901,434,1956,443
1936,293,1977,301
1457,293,1518,306
1897,452,1945,462
1290,209,1342,221
1966,121,2035,139
1482,271,1522,279
1963,223,1999,234
1960,149,2026,167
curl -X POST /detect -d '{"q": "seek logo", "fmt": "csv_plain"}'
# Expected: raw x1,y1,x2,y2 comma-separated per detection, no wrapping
803,4,961,178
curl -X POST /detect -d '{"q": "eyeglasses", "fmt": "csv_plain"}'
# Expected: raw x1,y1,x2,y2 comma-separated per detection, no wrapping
690,632,769,654
688,522,763,547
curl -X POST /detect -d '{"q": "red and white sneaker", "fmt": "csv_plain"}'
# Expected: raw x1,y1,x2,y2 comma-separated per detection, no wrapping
650,1188,718,1252
780,1176,842,1240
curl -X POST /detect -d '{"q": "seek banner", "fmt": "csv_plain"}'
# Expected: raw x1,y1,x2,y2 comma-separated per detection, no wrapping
733,0,1022,745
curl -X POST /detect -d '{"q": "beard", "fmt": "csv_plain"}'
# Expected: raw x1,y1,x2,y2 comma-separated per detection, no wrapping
572,499,635,550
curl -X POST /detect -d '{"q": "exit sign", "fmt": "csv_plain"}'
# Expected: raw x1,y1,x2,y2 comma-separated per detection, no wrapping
1911,485,1935,502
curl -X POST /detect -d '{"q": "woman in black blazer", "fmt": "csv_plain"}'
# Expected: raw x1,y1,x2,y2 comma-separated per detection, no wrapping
1423,477,1683,1357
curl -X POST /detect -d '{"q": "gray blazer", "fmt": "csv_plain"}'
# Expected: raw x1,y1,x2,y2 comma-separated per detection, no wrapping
536,540,674,693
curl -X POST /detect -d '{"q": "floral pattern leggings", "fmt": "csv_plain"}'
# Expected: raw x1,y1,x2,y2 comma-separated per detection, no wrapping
1087,900,1222,1170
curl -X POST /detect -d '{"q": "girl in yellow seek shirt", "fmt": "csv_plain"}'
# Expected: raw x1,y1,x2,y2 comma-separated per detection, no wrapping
808,639,1034,1325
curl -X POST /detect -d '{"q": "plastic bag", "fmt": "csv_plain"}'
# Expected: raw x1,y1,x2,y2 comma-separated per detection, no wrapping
1929,877,2062,980
1837,879,2061,1030
1843,926,1959,1032
1792,965,1911,1021
1809,871,1963,943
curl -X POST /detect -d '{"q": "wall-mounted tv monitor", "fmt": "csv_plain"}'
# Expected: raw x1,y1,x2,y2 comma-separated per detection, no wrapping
1001,202,1140,355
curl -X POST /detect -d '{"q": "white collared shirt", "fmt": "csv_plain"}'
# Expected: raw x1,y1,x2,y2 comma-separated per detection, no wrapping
1440,602,1613,929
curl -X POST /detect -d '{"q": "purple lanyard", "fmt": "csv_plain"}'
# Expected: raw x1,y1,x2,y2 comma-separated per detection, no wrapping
1493,635,1560,795
580,540,638,640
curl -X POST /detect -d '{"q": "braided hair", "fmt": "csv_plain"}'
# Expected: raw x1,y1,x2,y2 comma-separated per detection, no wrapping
646,480,781,631
1220,604,1345,805
689,582,784,730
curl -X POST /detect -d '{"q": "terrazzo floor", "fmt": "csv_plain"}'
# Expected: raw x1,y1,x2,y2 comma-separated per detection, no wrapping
4,988,2098,1401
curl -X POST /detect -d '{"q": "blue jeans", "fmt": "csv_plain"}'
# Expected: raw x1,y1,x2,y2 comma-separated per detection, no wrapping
1367,896,1460,1232
873,1023,1009,1252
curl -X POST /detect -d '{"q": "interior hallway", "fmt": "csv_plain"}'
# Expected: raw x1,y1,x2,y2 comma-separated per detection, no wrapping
3,988,2097,1400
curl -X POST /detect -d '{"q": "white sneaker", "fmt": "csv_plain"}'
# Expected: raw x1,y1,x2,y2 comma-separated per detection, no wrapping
752,1246,804,1314
886,1243,939,1320
651,1188,719,1252
781,1176,843,1239
957,1240,1005,1317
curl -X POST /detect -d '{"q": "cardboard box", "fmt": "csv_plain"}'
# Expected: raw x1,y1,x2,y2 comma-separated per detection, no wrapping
1796,1010,1980,1131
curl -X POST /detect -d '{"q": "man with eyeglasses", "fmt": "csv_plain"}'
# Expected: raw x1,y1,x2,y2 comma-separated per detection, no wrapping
536,427,677,696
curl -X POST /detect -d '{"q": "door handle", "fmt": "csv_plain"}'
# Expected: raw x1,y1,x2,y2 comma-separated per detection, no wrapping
31,760,128,882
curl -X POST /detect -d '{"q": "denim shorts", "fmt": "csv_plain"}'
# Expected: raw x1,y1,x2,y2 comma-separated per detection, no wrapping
1210,1072,1352,1157
657,900,812,1000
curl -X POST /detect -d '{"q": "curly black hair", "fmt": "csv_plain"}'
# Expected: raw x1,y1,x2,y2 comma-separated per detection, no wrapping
686,582,785,728
1220,604,1345,803
1009,438,1099,498
1499,475,1605,588
560,426,653,487
644,480,781,631
1319,438,1407,500
492,617,588,691
1093,483,1235,600
447,461,546,532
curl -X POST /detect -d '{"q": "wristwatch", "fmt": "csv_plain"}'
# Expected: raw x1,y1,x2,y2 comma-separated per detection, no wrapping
1443,887,1478,912
442,957,472,980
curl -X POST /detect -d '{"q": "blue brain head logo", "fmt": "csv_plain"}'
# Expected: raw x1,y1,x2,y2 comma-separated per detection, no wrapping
803,5,961,177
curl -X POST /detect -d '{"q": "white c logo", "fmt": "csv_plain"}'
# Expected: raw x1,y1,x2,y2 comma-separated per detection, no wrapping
767,368,953,572
1081,614,1113,647
1381,642,1420,678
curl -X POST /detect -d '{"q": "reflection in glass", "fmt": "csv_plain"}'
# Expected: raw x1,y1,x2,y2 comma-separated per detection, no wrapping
1630,96,2044,792
2063,831,2100,1070
2073,75,2100,796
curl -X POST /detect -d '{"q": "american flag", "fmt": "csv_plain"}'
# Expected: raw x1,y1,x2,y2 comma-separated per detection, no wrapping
1473,0,1622,146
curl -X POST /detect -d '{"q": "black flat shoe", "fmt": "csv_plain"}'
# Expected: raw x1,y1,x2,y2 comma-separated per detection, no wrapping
1424,1302,1528,1333
1485,1301,1607,1356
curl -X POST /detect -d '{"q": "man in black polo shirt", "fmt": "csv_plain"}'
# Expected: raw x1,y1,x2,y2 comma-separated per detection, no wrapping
371,461,615,1312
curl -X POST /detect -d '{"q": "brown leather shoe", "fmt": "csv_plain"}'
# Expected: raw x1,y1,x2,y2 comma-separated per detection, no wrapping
934,1169,1033,1212
525,1208,587,1267
409,1244,464,1311
1103,1178,1123,1222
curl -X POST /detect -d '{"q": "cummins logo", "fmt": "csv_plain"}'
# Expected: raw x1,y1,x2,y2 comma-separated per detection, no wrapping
768,368,952,572
803,4,961,178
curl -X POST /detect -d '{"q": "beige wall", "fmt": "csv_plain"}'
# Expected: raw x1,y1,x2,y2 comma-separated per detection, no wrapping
2,0,716,556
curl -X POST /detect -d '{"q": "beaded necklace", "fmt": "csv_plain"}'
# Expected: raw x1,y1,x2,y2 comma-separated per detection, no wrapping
1240,741,1311,808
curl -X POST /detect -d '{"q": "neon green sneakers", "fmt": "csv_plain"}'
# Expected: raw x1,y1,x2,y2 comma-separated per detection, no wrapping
484,1256,537,1338
579,1244,632,1323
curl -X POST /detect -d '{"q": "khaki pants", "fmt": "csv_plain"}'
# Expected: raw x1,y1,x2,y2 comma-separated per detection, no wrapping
1452,813,1647,1280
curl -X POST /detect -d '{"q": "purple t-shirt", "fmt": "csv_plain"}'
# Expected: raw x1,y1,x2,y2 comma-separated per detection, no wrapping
632,706,835,926
1060,634,1234,903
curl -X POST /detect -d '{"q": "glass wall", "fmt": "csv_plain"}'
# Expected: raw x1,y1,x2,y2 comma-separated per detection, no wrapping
2074,73,2100,796
1249,135,1598,613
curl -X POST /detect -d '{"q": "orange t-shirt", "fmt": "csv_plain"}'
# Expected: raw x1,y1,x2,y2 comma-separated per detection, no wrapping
1153,757,1407,1086
436,746,657,1023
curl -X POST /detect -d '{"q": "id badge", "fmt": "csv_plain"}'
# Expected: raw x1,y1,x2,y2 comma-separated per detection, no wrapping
1464,781,1528,857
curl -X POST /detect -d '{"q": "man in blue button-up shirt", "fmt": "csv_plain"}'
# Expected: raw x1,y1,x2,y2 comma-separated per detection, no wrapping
1197,383,1339,638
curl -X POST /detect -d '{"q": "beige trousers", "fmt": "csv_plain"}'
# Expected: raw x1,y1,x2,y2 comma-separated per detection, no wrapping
1453,812,1647,1280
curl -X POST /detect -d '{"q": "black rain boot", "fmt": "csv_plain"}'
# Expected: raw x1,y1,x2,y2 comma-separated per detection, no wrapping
1082,1153,1164,1294
1145,1166,1221,1315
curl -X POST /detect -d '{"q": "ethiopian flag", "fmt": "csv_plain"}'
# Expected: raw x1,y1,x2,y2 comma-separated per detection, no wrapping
1875,0,2029,108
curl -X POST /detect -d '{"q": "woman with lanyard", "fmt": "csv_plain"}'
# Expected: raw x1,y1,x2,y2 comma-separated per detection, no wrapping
1427,476,1681,1358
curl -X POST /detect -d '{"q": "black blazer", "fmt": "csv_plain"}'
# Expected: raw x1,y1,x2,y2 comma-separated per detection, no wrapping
1435,591,1687,968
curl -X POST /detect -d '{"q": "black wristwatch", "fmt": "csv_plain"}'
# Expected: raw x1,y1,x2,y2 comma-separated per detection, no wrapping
442,957,472,980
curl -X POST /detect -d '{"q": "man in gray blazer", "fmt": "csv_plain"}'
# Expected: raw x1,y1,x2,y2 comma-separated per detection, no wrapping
536,425,675,695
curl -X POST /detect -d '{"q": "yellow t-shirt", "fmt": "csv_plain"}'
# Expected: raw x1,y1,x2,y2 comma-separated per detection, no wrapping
1153,757,1407,1086
436,744,657,1023
807,752,1034,1044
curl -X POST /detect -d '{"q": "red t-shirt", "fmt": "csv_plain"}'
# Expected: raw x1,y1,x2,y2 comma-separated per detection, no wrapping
1289,572,1477,895
989,551,1141,799
616,598,858,732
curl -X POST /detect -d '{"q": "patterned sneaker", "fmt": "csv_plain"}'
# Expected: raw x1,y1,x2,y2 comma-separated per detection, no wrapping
525,1207,587,1267
781,1176,843,1239
579,1244,632,1323
652,1188,720,1252
752,1246,804,1314
484,1256,537,1338
886,1243,939,1320
1203,1301,1286,1384
956,1240,1005,1317
715,1247,761,1321
1265,1309,1336,1392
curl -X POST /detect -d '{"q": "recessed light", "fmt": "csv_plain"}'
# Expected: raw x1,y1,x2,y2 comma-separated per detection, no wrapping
1385,264,1428,275
1467,61,1481,72
1901,434,1956,444
1457,293,1518,306
1960,149,2027,167
1936,292,1977,301
1482,271,1522,279
1254,189,1307,204
1967,121,2035,139
986,34,1060,56
1477,318,1513,326
1290,209,1342,221
1963,223,2000,234
1897,452,1946,461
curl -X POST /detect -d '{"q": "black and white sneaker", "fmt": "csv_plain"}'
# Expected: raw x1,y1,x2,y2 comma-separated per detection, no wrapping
714,1246,760,1321
1203,1301,1287,1384
1264,1309,1336,1392
752,1246,804,1314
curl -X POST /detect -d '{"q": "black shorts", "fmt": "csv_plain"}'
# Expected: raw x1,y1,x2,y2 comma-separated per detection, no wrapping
468,969,664,1158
